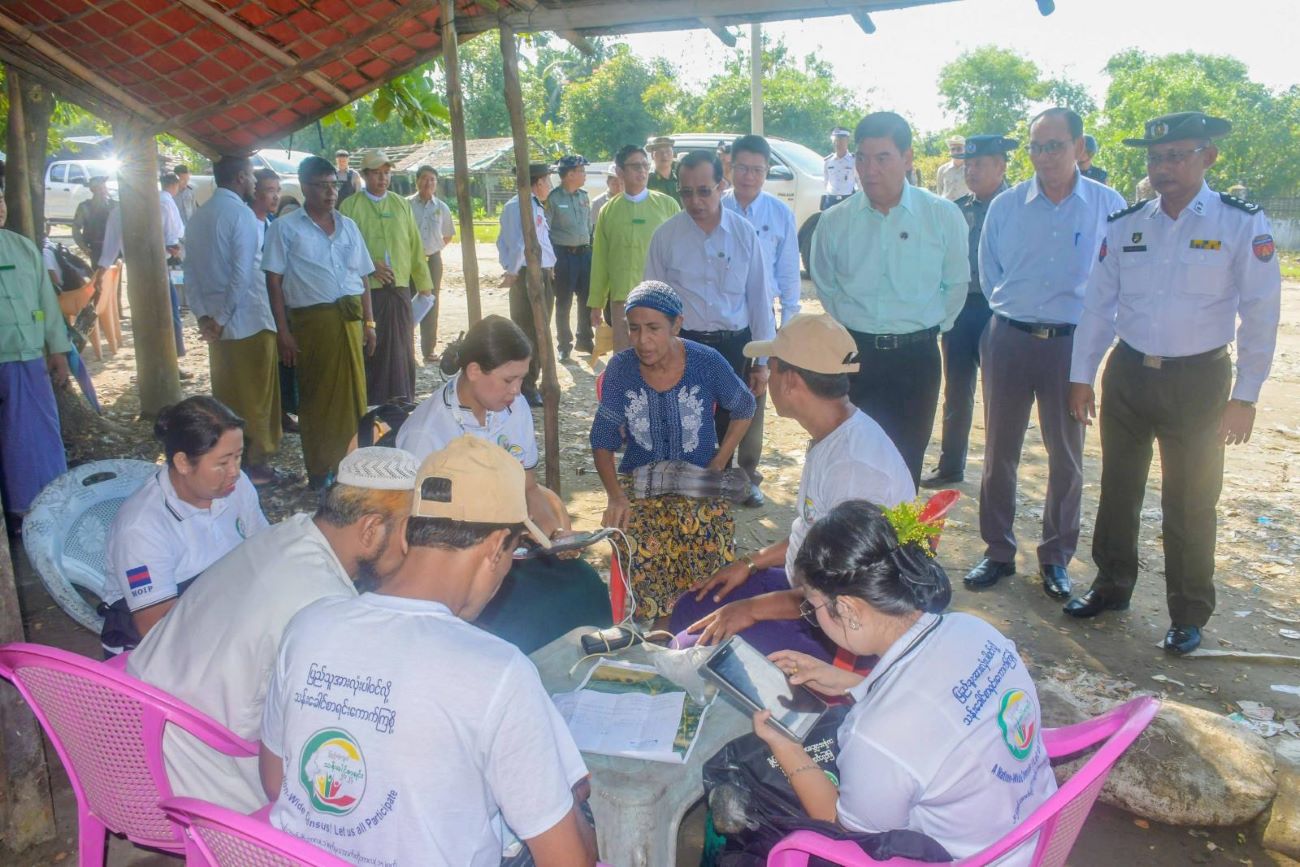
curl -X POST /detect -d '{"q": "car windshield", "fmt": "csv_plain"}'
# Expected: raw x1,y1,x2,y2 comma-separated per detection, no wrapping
257,151,313,175
769,138,827,178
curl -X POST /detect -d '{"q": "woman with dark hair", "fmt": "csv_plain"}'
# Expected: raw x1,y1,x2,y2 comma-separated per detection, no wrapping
752,499,1054,864
590,281,756,620
395,315,611,651
102,395,269,654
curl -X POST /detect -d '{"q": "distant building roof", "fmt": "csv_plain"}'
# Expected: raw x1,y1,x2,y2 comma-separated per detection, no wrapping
358,137,541,174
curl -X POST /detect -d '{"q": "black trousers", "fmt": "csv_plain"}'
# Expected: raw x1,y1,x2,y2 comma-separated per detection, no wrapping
1091,343,1231,627
680,328,757,475
508,269,555,393
846,329,942,488
553,246,593,352
936,292,992,477
418,251,442,359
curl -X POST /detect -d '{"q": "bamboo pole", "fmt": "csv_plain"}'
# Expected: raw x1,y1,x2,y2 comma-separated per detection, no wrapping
499,23,561,494
442,0,482,324
3,68,36,241
112,119,182,416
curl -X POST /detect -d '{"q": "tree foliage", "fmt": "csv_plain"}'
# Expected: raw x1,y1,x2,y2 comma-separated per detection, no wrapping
938,46,1043,137
561,46,669,159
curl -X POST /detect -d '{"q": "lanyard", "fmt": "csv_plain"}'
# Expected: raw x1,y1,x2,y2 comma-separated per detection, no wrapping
861,614,944,700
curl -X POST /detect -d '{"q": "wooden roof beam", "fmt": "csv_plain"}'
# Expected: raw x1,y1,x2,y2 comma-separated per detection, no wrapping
699,17,738,47
852,10,878,32
173,0,352,105
557,30,596,55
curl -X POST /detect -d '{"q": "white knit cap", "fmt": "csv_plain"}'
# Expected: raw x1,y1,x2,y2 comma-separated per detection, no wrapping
336,447,419,490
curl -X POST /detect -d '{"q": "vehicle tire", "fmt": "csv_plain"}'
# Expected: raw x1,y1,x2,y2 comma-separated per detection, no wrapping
798,212,821,277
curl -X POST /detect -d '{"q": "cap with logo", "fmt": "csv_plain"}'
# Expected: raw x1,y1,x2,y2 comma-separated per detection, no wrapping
411,435,550,548
1122,111,1231,147
336,446,420,490
557,154,589,171
743,313,861,374
359,149,394,171
964,134,1019,157
605,164,619,177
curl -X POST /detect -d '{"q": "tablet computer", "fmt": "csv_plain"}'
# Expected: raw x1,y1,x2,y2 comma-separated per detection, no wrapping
699,636,828,742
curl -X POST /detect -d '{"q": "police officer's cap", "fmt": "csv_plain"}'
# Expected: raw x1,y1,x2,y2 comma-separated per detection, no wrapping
647,136,674,151
556,154,589,172
830,127,851,139
963,135,1019,157
1122,111,1231,147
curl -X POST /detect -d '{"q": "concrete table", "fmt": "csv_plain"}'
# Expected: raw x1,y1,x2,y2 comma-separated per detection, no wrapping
530,626,749,867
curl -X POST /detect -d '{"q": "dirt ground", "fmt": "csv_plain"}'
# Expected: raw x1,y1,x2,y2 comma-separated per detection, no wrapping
8,227,1300,866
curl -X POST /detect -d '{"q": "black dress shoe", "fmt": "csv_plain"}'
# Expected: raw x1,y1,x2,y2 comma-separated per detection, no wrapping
1040,565,1073,599
1163,624,1202,655
963,558,1015,589
1062,588,1130,618
742,485,766,508
558,347,572,362
919,469,963,489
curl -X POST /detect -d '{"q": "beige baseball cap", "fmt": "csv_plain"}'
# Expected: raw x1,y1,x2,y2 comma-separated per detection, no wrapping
360,149,394,171
743,313,860,374
411,435,550,548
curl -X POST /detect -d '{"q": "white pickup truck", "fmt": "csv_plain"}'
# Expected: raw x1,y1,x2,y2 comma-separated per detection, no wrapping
190,148,313,212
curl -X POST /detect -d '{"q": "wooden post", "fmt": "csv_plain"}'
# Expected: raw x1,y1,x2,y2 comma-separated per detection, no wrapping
0,514,57,850
112,119,182,416
499,23,561,494
442,0,482,324
4,67,36,241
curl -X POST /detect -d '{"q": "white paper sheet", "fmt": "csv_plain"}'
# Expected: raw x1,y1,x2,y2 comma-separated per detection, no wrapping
412,292,435,324
552,689,686,762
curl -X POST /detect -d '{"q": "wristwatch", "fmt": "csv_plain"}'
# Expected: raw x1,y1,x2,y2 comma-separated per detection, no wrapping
364,320,377,329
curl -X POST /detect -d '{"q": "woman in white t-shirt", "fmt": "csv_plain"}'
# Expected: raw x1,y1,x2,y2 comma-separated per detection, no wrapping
753,500,1055,864
101,396,268,654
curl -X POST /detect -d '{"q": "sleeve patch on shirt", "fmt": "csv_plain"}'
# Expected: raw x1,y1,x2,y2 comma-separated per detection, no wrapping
126,565,153,593
1252,234,1275,262
1189,239,1221,250
997,689,1037,760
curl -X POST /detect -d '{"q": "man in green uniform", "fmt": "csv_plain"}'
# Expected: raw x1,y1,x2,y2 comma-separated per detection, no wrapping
646,135,681,205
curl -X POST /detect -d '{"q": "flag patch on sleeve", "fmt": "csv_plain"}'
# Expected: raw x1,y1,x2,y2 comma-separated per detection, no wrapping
126,565,152,591
1252,234,1275,262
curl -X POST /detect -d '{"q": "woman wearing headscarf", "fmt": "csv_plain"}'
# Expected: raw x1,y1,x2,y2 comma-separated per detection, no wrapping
590,281,755,620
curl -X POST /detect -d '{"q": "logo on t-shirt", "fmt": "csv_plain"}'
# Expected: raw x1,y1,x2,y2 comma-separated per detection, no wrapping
497,434,525,462
300,728,367,816
996,689,1037,761
802,496,815,521
126,565,152,595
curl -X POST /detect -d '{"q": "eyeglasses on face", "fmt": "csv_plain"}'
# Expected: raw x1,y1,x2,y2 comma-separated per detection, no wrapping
1146,146,1207,166
677,184,718,199
799,598,830,626
621,161,651,173
305,180,341,191
733,163,767,177
1027,140,1072,156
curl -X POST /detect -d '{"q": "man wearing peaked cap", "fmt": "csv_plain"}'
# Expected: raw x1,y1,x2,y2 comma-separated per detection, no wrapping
1065,110,1282,655
647,135,680,204
670,314,916,658
259,434,599,865
923,134,1017,491
935,134,971,201
822,127,858,210
547,154,594,360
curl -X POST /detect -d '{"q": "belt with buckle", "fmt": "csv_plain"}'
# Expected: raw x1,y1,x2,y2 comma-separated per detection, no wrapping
681,327,750,345
1119,341,1228,369
558,244,590,254
998,314,1075,339
851,326,940,351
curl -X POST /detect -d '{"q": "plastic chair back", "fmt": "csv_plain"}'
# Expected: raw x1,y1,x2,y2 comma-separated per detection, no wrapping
0,643,258,865
23,459,159,632
767,696,1160,867
160,797,353,867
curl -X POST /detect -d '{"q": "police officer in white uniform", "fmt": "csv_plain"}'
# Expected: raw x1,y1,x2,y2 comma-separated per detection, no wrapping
822,127,858,210
1065,112,1282,654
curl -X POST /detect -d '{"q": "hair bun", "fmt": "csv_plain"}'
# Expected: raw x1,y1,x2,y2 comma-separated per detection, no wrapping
890,542,951,613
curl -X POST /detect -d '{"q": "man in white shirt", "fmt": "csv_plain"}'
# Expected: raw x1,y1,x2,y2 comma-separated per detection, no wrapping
260,436,596,867
673,314,915,657
184,156,282,485
935,136,972,201
497,163,557,406
128,447,419,813
408,164,456,362
173,165,197,224
722,134,801,508
821,127,857,210
645,150,776,499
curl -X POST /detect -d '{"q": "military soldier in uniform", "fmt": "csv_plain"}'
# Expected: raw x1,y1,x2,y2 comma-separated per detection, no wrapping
1065,112,1282,655
821,127,858,210
646,135,680,205
921,134,1016,489
1080,135,1109,185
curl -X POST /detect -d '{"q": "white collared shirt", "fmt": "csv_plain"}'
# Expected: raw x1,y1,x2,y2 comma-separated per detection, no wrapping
260,207,373,308
97,191,187,268
183,188,276,340
497,194,557,272
104,467,268,610
395,373,538,469
722,190,802,325
643,209,776,342
1070,182,1282,402
408,193,456,256
824,152,858,196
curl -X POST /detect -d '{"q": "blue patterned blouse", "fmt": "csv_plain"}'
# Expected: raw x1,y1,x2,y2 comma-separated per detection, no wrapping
591,340,756,473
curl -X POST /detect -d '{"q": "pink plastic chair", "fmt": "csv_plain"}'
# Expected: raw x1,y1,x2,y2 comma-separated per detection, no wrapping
159,797,353,867
0,643,259,866
767,695,1159,866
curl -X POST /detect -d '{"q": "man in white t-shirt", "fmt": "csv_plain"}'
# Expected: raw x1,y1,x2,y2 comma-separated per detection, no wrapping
670,314,915,658
127,447,419,813
260,436,596,867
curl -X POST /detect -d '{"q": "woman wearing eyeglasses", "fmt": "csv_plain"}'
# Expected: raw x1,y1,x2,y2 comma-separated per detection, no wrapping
755,500,1055,865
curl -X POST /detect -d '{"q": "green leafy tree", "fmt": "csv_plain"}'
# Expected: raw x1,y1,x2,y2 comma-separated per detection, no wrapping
1094,50,1300,199
561,46,670,159
938,46,1041,136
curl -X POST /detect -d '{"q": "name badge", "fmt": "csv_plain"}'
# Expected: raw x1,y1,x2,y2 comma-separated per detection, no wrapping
632,218,646,224
0,264,14,271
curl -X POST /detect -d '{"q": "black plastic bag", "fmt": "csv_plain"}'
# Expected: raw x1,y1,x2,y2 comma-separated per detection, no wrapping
702,705,952,865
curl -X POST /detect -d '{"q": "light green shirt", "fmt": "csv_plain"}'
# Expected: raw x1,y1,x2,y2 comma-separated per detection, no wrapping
588,191,680,308
545,186,592,247
810,182,970,334
338,191,433,293
0,230,71,364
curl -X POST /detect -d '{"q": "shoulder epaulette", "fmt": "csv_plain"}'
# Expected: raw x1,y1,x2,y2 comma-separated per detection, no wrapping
1220,192,1261,214
1107,199,1152,222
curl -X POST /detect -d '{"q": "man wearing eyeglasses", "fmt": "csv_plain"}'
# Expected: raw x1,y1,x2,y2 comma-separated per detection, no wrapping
644,150,776,481
1064,111,1282,655
722,135,801,507
809,111,969,487
588,145,679,352
964,109,1125,602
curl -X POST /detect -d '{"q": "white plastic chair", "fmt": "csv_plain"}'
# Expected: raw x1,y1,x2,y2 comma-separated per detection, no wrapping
23,460,158,632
